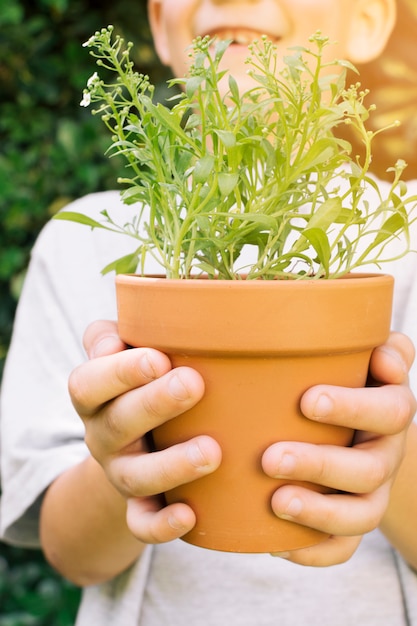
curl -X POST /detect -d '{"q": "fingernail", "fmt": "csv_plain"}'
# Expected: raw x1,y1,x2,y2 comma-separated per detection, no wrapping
379,345,408,374
271,551,290,559
278,497,303,520
186,440,211,470
312,393,334,420
275,453,296,478
168,373,190,400
168,514,187,532
140,351,157,380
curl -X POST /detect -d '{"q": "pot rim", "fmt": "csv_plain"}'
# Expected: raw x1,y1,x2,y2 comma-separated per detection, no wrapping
116,271,393,290
115,272,394,355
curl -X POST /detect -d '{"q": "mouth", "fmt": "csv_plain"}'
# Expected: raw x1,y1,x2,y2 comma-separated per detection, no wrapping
201,28,280,47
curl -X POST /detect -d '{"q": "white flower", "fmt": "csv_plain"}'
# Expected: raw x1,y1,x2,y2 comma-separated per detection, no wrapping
80,92,91,107
82,36,95,48
87,72,99,88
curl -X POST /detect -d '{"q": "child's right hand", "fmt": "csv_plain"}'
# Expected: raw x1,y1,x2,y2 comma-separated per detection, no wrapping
69,319,222,544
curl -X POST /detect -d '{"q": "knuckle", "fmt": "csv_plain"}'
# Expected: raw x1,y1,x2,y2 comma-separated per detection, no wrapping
365,456,389,492
83,425,109,464
119,474,136,498
102,405,125,440
153,444,200,491
117,463,142,498
118,452,171,499
83,430,97,457
313,453,333,487
357,488,388,533
331,536,362,565
114,355,137,389
154,458,176,491
140,387,165,421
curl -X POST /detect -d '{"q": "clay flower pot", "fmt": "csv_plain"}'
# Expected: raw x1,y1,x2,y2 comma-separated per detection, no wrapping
116,273,393,553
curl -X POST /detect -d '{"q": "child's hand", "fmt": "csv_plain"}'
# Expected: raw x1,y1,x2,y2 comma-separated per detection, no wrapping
69,320,221,544
69,323,415,564
262,332,416,566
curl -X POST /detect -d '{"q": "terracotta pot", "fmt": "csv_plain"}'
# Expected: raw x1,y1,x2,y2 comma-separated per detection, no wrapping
115,273,393,553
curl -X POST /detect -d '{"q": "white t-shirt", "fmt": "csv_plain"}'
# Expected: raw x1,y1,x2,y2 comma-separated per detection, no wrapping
1,188,417,626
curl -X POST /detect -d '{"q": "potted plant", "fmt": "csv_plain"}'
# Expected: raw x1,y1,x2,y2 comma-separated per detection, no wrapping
57,27,415,553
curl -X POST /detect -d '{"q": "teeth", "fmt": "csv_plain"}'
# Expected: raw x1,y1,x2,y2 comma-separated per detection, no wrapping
211,28,272,46
234,34,252,45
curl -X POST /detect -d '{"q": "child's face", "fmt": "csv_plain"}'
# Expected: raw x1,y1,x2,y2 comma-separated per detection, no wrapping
149,0,395,94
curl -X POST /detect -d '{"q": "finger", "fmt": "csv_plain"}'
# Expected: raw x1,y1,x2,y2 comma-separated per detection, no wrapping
69,347,173,416
84,367,205,454
126,498,197,543
108,435,222,498
270,483,389,537
262,435,403,494
83,320,127,358
271,535,362,567
300,383,415,434
369,331,415,385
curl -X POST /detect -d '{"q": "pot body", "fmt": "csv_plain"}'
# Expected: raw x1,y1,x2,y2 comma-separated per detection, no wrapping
116,273,393,553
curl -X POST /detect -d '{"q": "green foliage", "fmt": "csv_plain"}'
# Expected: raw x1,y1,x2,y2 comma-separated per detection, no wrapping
0,545,80,626
62,28,416,279
0,1,165,623
0,0,168,378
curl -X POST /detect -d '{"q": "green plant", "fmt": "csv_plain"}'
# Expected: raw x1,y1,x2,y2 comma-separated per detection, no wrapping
57,26,416,279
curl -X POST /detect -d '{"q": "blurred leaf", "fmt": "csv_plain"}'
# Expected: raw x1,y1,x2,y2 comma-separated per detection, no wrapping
0,0,23,26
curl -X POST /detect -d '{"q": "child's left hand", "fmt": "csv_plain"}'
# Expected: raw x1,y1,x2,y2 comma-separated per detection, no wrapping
262,332,416,565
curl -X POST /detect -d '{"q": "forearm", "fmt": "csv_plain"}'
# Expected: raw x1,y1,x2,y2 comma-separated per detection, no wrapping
40,455,145,587
380,421,417,570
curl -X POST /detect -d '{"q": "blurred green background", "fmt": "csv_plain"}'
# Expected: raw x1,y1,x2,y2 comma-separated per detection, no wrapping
0,0,167,622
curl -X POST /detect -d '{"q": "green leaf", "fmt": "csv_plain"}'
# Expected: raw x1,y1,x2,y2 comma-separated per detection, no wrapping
193,154,215,184
335,207,365,225
371,211,407,248
228,75,240,102
152,104,187,139
213,211,277,229
307,197,343,231
215,130,236,149
185,75,204,98
121,187,145,204
218,173,239,196
184,113,201,131
293,139,336,175
302,228,331,274
53,211,105,229
214,38,233,61
101,252,139,276
194,215,211,231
